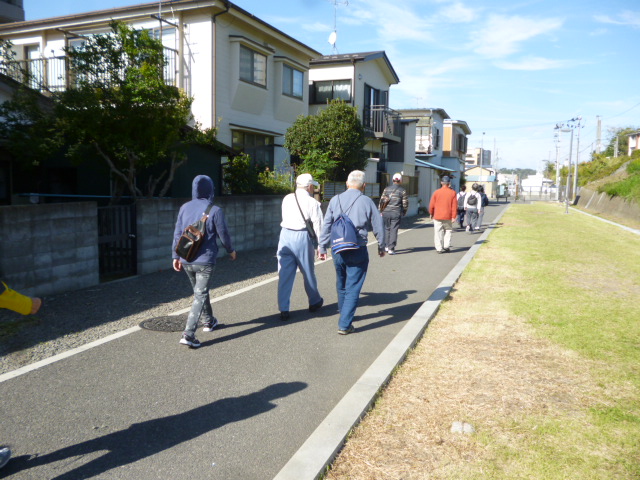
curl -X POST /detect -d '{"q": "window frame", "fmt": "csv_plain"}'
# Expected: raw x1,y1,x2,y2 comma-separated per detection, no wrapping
231,130,275,170
239,44,267,87
312,79,352,104
282,63,304,99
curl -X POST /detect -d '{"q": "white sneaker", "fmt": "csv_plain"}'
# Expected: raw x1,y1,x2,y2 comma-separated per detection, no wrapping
0,447,11,469
202,318,219,332
179,334,201,348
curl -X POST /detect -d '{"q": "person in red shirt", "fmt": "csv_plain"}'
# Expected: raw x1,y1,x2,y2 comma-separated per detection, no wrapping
428,176,458,253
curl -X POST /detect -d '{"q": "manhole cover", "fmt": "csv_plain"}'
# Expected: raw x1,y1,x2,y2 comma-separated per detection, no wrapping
139,315,186,332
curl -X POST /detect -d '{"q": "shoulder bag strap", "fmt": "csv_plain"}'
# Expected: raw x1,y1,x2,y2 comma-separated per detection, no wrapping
293,191,308,221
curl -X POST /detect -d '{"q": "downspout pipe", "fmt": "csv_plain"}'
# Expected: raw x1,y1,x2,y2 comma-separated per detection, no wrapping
211,1,230,129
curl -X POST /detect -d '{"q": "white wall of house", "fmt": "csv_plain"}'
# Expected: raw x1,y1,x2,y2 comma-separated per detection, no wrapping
0,3,319,173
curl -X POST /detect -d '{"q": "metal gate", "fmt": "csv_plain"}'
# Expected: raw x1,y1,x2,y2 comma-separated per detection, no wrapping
97,204,137,280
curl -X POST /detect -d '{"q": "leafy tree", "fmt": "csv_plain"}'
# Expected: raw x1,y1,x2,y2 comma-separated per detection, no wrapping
0,23,217,200
602,126,637,157
284,100,367,181
498,168,536,177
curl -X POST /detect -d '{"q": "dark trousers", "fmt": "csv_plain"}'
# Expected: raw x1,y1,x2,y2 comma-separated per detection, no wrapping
382,213,401,250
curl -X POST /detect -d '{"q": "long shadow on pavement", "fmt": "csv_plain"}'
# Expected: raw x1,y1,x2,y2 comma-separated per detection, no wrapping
4,381,306,480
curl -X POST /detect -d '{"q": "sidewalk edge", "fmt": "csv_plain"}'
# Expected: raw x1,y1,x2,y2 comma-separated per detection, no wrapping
273,207,510,480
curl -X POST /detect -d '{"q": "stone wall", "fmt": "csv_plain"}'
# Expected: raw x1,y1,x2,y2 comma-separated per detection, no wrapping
0,202,99,296
576,187,640,221
136,196,284,275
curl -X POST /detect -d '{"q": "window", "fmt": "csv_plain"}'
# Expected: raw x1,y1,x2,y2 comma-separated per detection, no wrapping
282,64,304,99
313,79,351,103
240,45,266,86
433,127,440,149
232,131,274,170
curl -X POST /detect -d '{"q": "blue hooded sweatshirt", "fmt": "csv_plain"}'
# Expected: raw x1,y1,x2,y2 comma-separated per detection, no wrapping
172,175,234,264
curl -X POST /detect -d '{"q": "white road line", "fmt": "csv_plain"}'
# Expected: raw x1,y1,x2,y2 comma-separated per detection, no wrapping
1,222,426,382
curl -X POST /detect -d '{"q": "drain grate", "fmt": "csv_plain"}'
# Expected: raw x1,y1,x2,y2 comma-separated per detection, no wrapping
139,315,186,332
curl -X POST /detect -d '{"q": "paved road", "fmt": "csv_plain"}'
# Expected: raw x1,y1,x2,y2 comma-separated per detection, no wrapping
0,203,508,480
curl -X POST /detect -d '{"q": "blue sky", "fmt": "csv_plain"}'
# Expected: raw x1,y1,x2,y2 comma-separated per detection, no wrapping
25,0,640,171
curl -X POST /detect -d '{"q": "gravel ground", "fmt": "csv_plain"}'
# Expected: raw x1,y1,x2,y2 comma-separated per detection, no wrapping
0,247,279,375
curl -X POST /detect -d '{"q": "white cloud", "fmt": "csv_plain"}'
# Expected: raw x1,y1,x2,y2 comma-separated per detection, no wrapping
494,56,581,71
470,14,564,59
438,2,478,23
345,0,434,43
594,10,640,28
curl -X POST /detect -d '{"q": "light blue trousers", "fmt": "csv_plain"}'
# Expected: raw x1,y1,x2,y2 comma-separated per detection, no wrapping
277,228,322,312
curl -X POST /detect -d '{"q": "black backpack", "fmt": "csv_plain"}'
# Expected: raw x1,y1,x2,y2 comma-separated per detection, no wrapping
467,194,478,206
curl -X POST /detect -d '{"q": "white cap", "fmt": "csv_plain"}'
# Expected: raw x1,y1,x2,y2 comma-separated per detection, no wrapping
296,173,319,187
392,173,402,181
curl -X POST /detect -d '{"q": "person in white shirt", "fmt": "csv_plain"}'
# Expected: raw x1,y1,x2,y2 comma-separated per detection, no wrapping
277,173,324,321
464,183,484,233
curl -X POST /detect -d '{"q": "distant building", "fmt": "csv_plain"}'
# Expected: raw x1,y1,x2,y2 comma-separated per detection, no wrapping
521,172,553,197
465,166,497,197
465,147,491,167
0,0,24,23
628,130,640,157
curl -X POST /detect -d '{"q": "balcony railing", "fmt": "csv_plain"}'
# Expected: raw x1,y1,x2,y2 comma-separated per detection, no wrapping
363,105,401,142
0,47,187,95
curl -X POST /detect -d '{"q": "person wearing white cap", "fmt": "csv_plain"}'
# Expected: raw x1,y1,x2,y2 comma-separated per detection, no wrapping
276,173,324,321
378,173,408,254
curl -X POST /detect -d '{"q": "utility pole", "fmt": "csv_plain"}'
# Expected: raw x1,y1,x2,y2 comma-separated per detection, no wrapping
553,124,562,202
596,115,601,154
573,117,582,202
565,126,574,213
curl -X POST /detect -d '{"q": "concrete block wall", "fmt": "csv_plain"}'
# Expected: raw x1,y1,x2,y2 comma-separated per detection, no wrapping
0,202,99,296
135,196,284,275
576,187,640,220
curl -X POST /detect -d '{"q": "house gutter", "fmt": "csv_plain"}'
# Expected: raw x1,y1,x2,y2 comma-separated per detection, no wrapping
211,1,230,131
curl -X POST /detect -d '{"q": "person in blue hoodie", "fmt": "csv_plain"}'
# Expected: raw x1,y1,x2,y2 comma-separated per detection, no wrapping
172,175,236,348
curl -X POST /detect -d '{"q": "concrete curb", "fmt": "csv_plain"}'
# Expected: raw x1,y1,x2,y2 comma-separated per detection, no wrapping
571,206,640,235
273,206,510,480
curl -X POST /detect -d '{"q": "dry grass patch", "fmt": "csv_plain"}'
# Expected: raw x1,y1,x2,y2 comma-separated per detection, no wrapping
324,286,600,480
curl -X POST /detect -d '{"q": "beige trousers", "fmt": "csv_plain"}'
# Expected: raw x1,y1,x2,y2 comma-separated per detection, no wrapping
433,219,453,252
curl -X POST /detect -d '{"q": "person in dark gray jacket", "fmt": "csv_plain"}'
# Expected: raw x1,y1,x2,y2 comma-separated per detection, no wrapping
378,173,408,255
172,175,236,348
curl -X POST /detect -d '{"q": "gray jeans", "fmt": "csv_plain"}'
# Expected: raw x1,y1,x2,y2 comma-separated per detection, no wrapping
183,264,216,337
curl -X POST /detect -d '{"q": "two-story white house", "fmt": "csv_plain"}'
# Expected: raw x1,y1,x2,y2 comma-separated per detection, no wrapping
0,0,321,197
308,51,403,185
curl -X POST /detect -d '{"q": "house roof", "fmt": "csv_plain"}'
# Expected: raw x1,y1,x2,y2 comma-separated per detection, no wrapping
310,51,400,84
466,175,497,182
444,119,472,135
415,159,456,172
0,0,322,58
397,108,451,120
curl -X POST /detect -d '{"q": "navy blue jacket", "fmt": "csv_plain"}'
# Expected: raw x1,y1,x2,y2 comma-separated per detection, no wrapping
172,175,234,264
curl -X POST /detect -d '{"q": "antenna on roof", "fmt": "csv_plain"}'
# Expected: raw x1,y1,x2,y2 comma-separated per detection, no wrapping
327,0,348,54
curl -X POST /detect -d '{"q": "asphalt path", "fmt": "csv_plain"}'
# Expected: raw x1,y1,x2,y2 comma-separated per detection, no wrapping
0,203,508,480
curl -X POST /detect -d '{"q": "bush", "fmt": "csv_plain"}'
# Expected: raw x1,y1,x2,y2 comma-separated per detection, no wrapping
223,153,293,195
